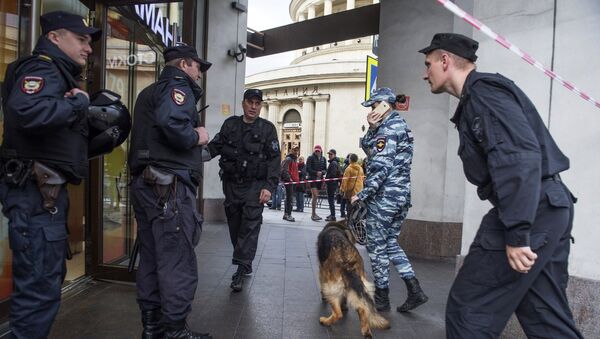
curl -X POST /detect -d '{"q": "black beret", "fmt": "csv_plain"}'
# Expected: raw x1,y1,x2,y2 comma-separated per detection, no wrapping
419,33,479,62
41,11,101,41
163,45,212,72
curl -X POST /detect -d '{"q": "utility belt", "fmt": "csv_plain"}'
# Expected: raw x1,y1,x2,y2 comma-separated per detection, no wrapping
2,159,66,214
220,159,267,184
142,165,175,206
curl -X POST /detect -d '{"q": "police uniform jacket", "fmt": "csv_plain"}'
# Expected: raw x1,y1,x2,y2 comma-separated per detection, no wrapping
1,37,90,182
128,65,204,183
358,110,413,208
452,70,570,247
207,116,280,193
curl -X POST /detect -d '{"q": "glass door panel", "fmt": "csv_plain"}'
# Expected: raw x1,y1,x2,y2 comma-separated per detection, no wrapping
97,3,182,272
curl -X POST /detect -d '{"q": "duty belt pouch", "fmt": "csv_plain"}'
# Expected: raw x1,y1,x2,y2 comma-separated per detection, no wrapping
32,161,66,212
142,166,175,203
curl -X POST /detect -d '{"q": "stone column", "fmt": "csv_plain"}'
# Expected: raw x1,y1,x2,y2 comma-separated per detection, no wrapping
313,95,330,149
300,97,315,155
296,12,307,58
324,0,333,15
307,5,316,19
266,100,281,136
346,0,356,45
259,103,268,119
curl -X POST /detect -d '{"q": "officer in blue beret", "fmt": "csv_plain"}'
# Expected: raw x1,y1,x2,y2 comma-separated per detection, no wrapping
0,10,100,338
352,87,429,313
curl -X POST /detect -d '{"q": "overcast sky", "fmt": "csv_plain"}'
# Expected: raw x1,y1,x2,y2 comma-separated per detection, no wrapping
245,0,295,76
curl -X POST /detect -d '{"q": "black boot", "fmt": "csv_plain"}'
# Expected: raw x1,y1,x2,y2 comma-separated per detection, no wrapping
164,321,211,339
397,277,428,312
374,287,390,311
141,309,164,339
230,266,246,292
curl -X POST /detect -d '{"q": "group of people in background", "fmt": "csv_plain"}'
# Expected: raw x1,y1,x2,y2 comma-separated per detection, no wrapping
272,144,367,224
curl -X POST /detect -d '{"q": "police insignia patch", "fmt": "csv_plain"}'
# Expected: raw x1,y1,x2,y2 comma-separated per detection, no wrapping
271,140,279,152
21,76,44,94
172,89,186,106
375,137,386,152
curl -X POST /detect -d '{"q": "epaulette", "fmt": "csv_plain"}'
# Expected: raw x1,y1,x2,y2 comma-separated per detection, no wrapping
37,54,53,63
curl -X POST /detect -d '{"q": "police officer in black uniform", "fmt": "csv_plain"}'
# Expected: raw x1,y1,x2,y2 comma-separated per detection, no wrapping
128,45,212,339
207,89,280,292
0,11,100,339
420,33,583,338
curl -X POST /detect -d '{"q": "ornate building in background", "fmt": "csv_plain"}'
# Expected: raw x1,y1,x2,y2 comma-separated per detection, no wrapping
245,0,380,159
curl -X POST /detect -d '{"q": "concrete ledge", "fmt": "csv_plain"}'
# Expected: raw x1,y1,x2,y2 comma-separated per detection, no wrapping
202,198,226,222
399,219,462,259
455,255,599,338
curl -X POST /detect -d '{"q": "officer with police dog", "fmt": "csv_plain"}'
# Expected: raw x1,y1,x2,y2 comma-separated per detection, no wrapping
351,88,428,313
420,33,583,338
128,44,212,339
207,88,280,293
0,11,101,339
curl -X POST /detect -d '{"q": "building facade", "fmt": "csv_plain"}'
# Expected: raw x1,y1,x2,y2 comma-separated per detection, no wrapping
246,0,380,160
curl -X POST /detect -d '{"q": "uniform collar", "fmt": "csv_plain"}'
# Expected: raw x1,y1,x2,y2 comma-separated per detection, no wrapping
33,36,83,78
450,69,477,125
160,65,204,101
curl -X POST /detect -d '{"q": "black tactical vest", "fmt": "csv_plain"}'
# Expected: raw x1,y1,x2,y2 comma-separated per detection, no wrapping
218,116,270,181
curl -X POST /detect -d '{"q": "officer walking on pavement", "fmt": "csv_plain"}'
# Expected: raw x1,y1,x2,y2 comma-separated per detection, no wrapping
207,88,280,292
420,33,583,338
0,11,100,339
129,44,212,339
351,88,428,313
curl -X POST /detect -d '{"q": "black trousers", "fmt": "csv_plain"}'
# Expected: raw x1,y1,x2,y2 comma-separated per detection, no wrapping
223,180,264,272
446,179,583,339
326,181,337,217
131,176,202,325
284,183,294,215
0,180,68,339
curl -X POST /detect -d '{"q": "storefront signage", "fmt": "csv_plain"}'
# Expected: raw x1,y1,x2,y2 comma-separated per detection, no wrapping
283,122,301,128
134,4,176,46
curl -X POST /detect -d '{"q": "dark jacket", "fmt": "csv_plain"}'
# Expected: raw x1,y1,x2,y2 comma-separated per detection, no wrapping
296,161,307,192
1,36,90,182
306,153,326,180
326,157,342,179
128,65,204,183
281,153,299,183
208,116,280,193
453,70,569,246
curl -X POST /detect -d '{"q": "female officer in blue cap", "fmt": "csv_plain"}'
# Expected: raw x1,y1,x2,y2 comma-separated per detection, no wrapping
351,87,428,313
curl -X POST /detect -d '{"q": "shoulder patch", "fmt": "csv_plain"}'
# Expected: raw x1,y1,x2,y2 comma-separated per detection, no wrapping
271,140,279,152
21,76,44,94
171,88,186,106
375,136,387,152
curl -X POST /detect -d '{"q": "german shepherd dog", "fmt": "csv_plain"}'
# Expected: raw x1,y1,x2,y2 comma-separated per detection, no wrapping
317,221,390,338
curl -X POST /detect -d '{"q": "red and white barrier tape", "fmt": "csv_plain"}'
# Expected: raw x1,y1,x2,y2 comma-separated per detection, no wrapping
437,0,600,110
281,175,365,186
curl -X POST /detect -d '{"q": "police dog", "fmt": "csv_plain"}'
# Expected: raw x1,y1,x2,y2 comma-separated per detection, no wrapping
317,221,390,338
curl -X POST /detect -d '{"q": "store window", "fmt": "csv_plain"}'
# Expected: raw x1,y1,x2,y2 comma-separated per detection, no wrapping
102,3,183,266
0,0,19,303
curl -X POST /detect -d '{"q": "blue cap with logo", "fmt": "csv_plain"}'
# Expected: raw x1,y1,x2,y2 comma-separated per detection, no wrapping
361,87,396,107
